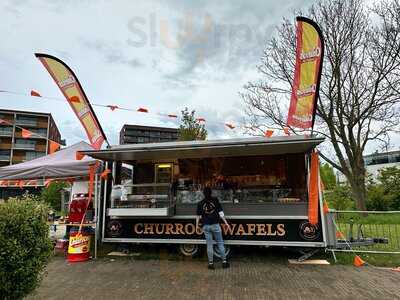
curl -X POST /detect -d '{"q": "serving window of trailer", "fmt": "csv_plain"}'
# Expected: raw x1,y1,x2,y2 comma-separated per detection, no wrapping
124,153,307,208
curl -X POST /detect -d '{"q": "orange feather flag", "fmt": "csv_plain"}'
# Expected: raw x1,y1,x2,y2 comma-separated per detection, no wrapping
30,90,41,97
49,140,60,154
264,130,274,137
21,128,33,138
137,107,149,113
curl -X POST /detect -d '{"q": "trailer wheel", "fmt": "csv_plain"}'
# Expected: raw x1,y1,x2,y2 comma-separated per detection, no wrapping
213,245,231,259
178,244,199,257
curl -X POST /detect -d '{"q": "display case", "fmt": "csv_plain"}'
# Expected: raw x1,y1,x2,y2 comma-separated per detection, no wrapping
108,183,174,217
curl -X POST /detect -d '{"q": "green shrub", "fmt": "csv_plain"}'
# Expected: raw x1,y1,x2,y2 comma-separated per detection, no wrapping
0,195,53,299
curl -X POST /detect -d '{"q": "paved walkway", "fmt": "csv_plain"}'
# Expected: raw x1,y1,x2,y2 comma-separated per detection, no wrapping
28,257,400,300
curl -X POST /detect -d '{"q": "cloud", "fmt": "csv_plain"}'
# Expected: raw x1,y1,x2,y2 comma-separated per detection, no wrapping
80,38,144,69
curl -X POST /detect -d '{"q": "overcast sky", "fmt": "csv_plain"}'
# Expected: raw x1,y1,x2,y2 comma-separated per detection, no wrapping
0,0,320,146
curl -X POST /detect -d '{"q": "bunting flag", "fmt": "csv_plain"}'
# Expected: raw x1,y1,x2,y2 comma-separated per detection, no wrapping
21,128,33,138
30,90,41,97
0,180,7,186
0,119,10,125
264,130,274,138
107,105,119,111
167,114,178,118
196,118,206,122
283,127,290,136
44,179,53,187
308,151,320,225
287,17,324,129
18,180,25,189
137,107,148,113
225,123,235,129
49,140,61,154
76,151,85,160
100,168,111,179
35,53,107,150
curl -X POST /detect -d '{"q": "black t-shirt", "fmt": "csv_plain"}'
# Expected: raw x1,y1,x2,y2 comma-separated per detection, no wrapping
196,197,223,225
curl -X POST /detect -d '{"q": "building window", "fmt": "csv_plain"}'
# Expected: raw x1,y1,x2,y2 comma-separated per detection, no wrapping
25,151,45,160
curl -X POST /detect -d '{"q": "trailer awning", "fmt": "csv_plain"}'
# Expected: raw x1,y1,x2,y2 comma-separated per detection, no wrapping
81,135,324,162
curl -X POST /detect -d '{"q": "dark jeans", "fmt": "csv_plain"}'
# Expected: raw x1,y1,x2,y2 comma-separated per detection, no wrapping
203,224,226,263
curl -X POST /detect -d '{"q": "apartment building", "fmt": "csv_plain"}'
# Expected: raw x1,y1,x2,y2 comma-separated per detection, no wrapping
0,109,62,167
119,124,179,144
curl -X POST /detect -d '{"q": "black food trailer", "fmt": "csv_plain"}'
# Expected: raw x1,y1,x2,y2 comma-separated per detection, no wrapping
82,135,336,256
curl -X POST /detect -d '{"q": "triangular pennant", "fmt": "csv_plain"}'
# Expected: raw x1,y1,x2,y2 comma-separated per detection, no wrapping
30,90,41,97
18,180,25,188
167,114,178,118
225,123,235,129
26,180,38,186
107,105,119,111
137,107,149,113
323,201,329,214
21,128,33,138
0,180,7,186
264,130,274,137
76,151,85,160
0,119,9,125
100,168,111,179
44,179,53,187
196,118,206,122
284,127,290,136
49,140,60,154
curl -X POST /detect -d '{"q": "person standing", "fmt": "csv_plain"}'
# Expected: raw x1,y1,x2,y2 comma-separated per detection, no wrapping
196,187,230,270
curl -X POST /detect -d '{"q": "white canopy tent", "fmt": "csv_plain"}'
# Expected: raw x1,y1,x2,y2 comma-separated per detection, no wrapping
0,141,98,180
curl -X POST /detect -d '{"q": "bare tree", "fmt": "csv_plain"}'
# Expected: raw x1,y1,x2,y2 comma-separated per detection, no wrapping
241,0,400,210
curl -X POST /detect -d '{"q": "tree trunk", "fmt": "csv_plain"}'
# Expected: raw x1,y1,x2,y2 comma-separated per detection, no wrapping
348,157,367,211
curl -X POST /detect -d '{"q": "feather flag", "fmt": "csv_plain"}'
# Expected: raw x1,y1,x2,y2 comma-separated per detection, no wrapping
287,17,324,129
35,53,107,150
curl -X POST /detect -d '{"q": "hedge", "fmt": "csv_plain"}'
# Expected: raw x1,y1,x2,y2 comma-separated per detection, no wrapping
0,195,53,299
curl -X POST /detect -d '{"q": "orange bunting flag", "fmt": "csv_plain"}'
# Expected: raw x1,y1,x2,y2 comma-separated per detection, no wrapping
225,123,235,129
168,114,178,118
49,140,60,154
69,96,80,103
30,90,41,97
18,180,25,188
44,179,53,187
137,107,149,113
284,127,290,136
323,201,329,214
76,151,85,160
21,128,33,138
264,130,274,137
196,118,206,122
107,105,119,111
26,180,38,186
100,168,111,179
353,255,366,267
336,231,344,239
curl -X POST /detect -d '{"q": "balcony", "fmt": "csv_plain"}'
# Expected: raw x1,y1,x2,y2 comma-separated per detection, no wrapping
0,129,12,136
0,155,10,161
13,143,36,150
15,119,38,127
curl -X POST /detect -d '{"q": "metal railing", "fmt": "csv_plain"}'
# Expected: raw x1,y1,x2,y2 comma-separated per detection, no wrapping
331,210,400,254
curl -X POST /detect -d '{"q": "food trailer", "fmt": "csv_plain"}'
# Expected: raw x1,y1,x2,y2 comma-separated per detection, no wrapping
82,135,336,256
